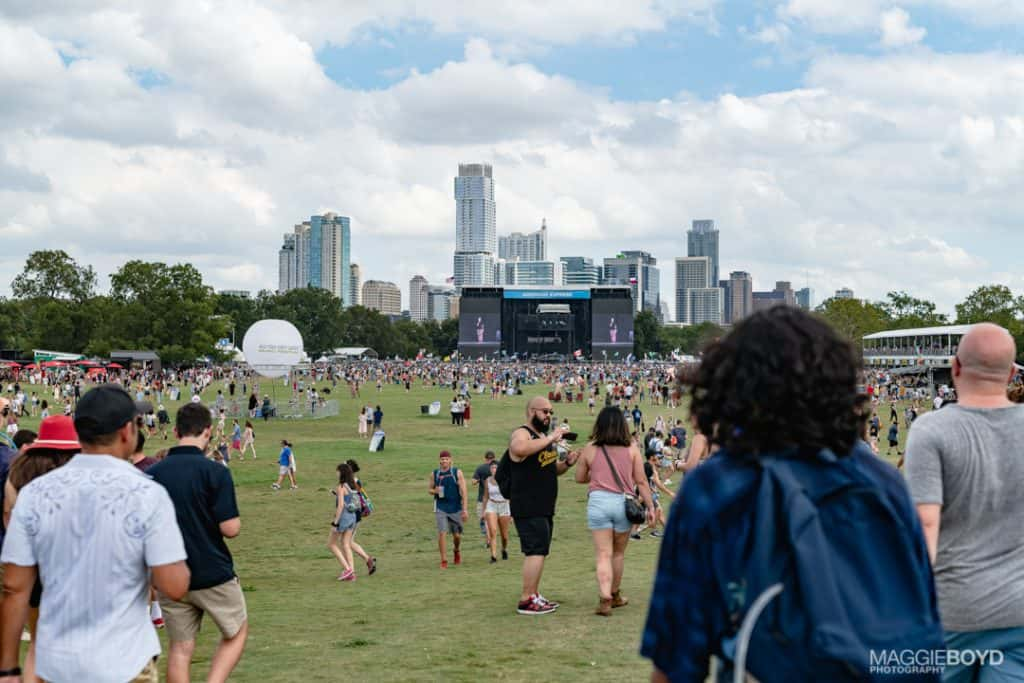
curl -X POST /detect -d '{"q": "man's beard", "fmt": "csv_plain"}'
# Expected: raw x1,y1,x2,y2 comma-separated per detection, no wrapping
531,415,549,433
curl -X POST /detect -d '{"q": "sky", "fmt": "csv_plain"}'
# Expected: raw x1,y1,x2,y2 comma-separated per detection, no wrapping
1,1,1023,318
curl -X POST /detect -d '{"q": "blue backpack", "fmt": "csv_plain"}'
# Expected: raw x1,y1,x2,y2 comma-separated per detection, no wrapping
717,445,944,681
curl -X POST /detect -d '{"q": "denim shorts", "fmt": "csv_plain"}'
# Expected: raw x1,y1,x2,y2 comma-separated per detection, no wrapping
587,490,631,532
943,626,1024,682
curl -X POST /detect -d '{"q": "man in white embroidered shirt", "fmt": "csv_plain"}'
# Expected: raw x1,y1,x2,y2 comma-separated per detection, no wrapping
0,384,190,683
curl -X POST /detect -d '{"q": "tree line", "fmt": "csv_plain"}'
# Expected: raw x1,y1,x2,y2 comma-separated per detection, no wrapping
0,250,457,363
0,251,1020,363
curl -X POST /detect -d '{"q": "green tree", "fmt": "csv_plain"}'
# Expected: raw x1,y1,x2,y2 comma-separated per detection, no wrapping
109,261,225,364
881,291,948,329
214,291,262,346
955,285,1024,329
260,287,345,359
633,311,660,357
815,297,891,342
12,250,96,302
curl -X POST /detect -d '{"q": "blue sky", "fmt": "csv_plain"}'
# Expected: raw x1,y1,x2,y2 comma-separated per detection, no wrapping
316,5,1022,101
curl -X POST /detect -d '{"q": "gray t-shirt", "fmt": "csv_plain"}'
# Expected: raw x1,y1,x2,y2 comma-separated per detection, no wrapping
905,403,1024,632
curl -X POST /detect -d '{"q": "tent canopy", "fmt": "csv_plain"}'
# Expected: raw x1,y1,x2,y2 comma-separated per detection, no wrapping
330,347,378,359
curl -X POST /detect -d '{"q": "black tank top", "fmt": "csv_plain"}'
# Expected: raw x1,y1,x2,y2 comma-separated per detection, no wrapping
509,425,560,518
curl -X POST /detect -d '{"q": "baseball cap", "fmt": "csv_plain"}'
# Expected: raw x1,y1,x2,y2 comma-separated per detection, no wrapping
74,384,136,442
484,451,495,460
439,450,452,459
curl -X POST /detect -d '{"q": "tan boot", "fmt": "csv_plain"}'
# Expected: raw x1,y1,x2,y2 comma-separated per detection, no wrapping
595,597,612,616
611,590,629,608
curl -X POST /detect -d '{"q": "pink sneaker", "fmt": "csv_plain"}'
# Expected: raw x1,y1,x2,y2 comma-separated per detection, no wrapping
340,569,356,582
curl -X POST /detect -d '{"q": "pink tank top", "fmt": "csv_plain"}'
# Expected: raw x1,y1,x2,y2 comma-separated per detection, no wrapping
589,445,636,495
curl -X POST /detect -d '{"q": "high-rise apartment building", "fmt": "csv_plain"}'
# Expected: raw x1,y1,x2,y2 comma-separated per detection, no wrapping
427,286,458,321
719,279,732,324
560,257,601,285
796,287,814,310
499,219,547,261
835,287,855,300
409,275,429,321
361,280,402,316
687,219,720,286
278,213,351,305
494,259,556,286
278,234,296,293
679,289,724,325
349,264,361,307
753,281,797,313
453,163,496,288
675,257,723,324
728,271,753,323
603,251,660,317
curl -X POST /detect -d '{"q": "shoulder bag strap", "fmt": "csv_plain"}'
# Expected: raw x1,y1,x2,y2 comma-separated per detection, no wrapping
599,445,630,496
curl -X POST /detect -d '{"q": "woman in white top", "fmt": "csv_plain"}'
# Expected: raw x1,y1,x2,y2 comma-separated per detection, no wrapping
241,421,257,459
480,461,511,563
357,406,369,438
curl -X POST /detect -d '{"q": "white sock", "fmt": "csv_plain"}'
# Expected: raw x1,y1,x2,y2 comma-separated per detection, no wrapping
151,601,162,620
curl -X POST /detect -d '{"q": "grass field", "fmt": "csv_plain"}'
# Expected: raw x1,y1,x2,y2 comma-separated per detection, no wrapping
10,377,913,682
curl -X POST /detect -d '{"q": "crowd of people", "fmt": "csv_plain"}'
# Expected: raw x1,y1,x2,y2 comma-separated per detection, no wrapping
0,306,1022,681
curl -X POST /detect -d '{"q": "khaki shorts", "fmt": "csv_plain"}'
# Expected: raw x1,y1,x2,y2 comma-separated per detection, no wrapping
159,577,247,643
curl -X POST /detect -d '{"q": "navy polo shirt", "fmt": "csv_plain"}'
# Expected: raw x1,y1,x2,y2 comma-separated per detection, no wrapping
148,446,239,591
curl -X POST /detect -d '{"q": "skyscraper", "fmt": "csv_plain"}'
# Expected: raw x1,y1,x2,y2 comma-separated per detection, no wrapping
494,259,556,286
349,263,361,307
687,219,720,286
409,275,429,321
728,271,753,323
796,287,814,310
674,257,723,324
277,214,350,305
278,233,296,293
499,219,547,261
453,163,496,288
361,280,402,316
560,257,601,285
752,281,797,313
603,251,660,317
835,287,855,300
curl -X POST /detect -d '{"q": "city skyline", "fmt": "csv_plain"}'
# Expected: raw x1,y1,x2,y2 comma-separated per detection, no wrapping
2,3,1021,316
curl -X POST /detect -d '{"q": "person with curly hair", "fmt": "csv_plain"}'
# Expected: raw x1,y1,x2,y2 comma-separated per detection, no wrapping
640,306,941,682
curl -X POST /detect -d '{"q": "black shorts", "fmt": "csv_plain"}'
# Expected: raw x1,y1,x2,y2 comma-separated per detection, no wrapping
514,516,554,557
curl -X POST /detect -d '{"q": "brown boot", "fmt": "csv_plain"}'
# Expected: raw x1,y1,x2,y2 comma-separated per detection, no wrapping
595,597,612,616
611,590,629,608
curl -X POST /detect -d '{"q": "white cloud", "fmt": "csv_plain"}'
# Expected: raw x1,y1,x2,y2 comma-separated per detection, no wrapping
879,7,926,48
0,4,1021,318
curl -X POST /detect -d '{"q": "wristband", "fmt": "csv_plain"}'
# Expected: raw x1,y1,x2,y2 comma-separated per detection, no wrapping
0,668,22,676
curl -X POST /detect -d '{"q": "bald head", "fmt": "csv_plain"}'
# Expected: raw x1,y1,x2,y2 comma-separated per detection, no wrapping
526,396,552,417
957,323,1016,384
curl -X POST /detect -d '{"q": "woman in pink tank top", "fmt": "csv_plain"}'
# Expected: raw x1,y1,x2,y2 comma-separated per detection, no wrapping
575,407,655,616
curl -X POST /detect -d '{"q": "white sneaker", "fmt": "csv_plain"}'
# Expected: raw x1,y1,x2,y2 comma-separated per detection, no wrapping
663,479,672,486
271,483,280,490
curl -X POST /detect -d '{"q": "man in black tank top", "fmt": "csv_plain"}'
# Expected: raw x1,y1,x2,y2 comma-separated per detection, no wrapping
508,396,580,615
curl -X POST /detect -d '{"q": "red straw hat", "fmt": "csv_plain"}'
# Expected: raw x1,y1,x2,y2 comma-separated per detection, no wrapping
26,416,81,452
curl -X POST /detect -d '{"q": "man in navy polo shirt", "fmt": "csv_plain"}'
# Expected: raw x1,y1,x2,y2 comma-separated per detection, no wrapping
148,402,247,683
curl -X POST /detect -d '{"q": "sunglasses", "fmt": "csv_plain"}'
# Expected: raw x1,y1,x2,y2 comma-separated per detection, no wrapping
535,409,553,415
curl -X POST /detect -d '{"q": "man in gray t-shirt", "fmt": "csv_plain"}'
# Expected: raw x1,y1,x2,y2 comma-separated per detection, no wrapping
905,323,1024,678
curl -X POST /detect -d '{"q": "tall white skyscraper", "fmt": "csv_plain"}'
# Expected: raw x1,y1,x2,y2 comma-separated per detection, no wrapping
453,163,496,288
675,256,723,325
409,275,429,321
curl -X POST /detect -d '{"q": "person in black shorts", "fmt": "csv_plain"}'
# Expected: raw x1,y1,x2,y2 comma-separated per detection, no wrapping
507,397,579,616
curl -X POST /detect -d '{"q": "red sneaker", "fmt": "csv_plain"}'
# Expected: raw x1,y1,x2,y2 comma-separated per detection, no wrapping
440,560,448,569
517,596,556,615
453,551,462,565
152,617,165,629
